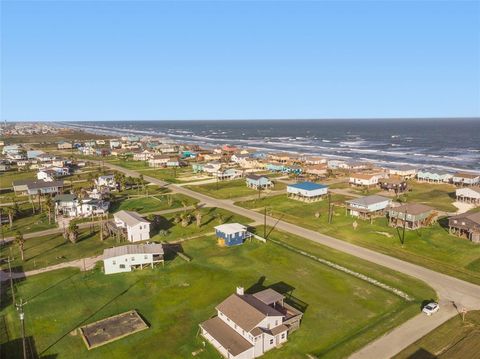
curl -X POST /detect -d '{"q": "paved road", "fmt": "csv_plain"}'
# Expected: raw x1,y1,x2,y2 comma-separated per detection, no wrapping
92,161,480,358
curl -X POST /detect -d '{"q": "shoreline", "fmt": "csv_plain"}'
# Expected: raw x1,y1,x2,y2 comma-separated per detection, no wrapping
56,121,480,174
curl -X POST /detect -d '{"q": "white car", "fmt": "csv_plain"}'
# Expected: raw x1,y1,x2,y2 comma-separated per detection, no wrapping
422,302,440,316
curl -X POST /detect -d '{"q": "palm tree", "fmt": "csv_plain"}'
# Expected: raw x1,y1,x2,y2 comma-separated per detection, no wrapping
181,214,190,227
6,206,15,229
67,222,79,244
15,231,25,261
44,195,54,224
194,210,202,228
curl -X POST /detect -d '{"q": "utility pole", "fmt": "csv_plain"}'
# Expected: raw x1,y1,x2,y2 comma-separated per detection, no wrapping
264,207,267,238
327,194,332,224
401,210,408,247
16,298,28,359
7,257,16,304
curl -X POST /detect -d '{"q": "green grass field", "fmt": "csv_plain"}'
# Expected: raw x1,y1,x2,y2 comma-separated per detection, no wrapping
0,170,37,189
1,230,435,359
399,182,457,212
111,193,198,214
236,194,480,285
393,311,480,359
1,204,57,237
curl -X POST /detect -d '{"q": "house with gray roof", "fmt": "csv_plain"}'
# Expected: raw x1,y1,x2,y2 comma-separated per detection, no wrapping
346,195,391,220
388,203,436,229
103,243,164,274
114,210,150,242
448,211,480,243
200,286,302,359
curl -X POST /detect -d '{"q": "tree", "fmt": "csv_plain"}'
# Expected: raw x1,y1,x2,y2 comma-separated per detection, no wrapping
67,222,79,244
216,213,225,225
15,231,25,261
194,210,202,228
44,195,54,224
6,207,15,229
181,214,190,227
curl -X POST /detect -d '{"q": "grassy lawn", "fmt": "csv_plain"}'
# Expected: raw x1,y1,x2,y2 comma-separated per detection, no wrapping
1,205,56,237
394,311,480,359
399,181,457,212
106,159,150,171
0,170,37,188
236,194,480,285
0,230,121,272
150,207,254,242
139,167,197,184
185,179,260,199
1,230,435,359
111,193,199,214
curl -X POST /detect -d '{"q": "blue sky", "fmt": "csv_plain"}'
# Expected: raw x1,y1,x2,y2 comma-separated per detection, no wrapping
1,1,479,121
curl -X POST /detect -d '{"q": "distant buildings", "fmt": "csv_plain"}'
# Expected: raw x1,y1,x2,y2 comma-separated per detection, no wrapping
452,172,480,187
245,175,272,190
456,188,480,205
13,179,64,196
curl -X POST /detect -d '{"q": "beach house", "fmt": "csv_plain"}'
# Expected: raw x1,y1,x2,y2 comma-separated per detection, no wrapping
349,173,383,187
13,179,64,196
245,175,273,190
388,165,417,179
448,211,480,243
148,154,170,167
346,195,391,220
216,168,243,181
215,223,251,246
305,164,328,178
378,177,407,193
95,174,117,189
387,203,436,229
416,169,453,183
114,210,151,242
55,194,109,218
452,172,480,187
287,182,328,202
57,141,73,150
199,287,303,359
456,187,480,206
103,244,164,275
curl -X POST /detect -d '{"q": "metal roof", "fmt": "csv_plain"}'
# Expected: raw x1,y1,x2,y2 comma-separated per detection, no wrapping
103,244,163,259
287,181,328,191
214,223,247,235
114,210,149,226
346,195,390,207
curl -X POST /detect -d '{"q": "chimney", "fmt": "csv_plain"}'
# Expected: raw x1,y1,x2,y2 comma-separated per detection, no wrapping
236,286,244,295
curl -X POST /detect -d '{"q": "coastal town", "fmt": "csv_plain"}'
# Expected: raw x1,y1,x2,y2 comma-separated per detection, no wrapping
1,123,480,358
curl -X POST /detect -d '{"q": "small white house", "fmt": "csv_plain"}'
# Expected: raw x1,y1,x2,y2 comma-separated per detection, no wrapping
346,195,391,220
388,165,417,179
114,210,151,242
37,169,57,182
349,173,384,187
95,174,117,189
148,155,170,168
103,243,164,275
456,187,480,205
287,182,328,202
452,172,480,186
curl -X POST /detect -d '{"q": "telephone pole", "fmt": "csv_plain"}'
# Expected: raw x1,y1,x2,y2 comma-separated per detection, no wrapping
7,257,16,304
16,298,28,359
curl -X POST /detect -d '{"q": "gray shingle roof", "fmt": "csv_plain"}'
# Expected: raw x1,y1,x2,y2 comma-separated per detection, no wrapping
346,195,390,207
103,244,163,259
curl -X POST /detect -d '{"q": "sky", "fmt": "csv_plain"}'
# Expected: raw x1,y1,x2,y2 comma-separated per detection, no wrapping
1,1,479,122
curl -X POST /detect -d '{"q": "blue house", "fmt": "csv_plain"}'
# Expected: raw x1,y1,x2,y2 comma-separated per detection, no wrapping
214,223,251,247
246,175,272,189
266,162,286,172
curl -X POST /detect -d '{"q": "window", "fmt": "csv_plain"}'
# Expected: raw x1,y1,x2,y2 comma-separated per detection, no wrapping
281,333,285,339
131,257,135,261
119,264,125,269
144,255,148,259
112,260,116,265
270,339,274,345
275,320,278,326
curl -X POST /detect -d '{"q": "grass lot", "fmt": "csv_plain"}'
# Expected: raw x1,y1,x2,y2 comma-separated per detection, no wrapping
1,205,56,237
1,231,435,359
106,159,150,171
394,311,480,359
185,178,288,199
235,194,480,285
111,193,198,214
150,207,253,242
0,170,37,188
139,167,197,184
0,230,120,272
399,181,457,212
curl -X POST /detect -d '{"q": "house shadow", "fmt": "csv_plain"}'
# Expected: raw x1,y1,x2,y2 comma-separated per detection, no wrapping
437,217,450,232
149,215,172,236
162,243,185,261
406,348,437,359
0,335,51,359
245,276,308,313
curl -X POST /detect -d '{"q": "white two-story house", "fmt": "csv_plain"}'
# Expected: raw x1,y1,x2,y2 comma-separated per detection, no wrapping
346,195,392,220
103,243,164,275
114,210,150,242
200,287,302,359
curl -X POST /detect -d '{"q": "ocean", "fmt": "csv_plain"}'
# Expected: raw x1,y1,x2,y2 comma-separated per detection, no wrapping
62,118,480,172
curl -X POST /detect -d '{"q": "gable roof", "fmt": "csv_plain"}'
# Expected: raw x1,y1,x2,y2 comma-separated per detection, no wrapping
246,174,269,181
390,203,434,215
103,244,163,259
114,210,149,226
450,211,480,226
346,195,390,207
252,288,285,305
216,293,284,332
287,182,327,191
214,223,247,235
